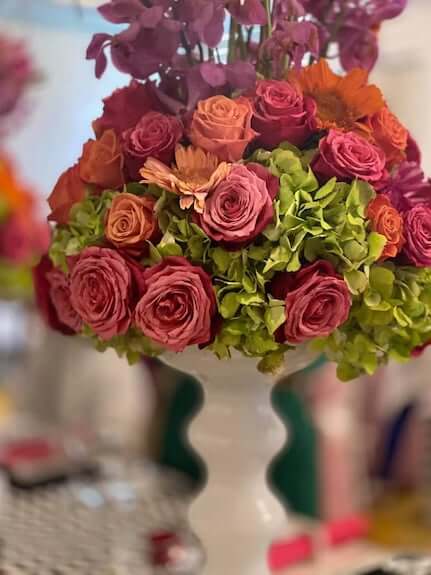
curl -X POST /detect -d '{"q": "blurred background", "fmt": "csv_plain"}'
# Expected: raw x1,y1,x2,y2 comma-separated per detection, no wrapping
0,1,431,573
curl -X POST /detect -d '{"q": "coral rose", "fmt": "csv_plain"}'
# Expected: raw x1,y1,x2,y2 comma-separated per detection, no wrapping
368,106,408,166
79,129,124,190
134,256,217,352
105,193,159,255
312,129,386,184
403,205,431,267
271,260,352,344
123,111,183,180
47,164,86,225
70,246,138,340
33,255,76,335
251,79,316,148
367,194,404,260
198,164,275,248
189,95,257,162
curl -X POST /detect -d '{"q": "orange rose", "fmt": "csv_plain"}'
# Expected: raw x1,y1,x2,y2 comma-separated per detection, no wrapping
48,165,86,225
105,192,158,255
367,194,405,260
368,106,408,165
189,95,257,162
79,129,124,190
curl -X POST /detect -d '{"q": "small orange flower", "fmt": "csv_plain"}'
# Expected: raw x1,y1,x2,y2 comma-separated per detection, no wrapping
140,145,231,212
289,59,384,134
0,154,33,216
367,194,405,261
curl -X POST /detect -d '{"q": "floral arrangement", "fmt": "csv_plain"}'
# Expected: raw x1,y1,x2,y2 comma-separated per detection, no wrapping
0,154,49,299
35,0,431,381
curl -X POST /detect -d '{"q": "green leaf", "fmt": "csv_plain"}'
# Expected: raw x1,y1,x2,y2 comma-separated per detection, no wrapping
147,242,163,264
258,350,286,375
188,236,204,260
369,266,395,299
344,270,368,295
213,247,236,274
220,292,240,319
264,304,286,335
366,232,387,264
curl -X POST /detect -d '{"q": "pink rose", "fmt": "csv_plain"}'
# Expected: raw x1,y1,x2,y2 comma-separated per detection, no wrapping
134,256,217,352
312,129,386,184
93,80,161,138
198,164,275,248
33,255,76,336
46,267,82,333
271,260,352,344
70,246,141,340
122,111,183,180
251,79,316,148
403,205,431,267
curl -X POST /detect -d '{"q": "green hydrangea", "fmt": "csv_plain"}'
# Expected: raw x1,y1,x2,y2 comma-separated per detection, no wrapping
314,265,431,380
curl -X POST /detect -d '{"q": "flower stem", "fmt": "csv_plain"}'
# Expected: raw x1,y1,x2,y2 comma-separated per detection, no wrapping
264,0,272,38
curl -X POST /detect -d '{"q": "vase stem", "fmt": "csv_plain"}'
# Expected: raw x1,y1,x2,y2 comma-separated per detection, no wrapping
188,371,286,575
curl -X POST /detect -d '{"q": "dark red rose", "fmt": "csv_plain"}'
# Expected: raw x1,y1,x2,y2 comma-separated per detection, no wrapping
412,340,431,358
33,255,76,336
251,79,316,149
312,129,386,184
93,80,161,138
122,111,183,180
134,256,217,352
272,260,352,344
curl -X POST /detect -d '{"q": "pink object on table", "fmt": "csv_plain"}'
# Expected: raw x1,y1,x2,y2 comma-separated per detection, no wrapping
269,535,313,571
322,515,370,546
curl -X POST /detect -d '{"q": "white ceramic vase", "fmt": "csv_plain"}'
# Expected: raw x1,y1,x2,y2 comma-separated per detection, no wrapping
163,347,317,575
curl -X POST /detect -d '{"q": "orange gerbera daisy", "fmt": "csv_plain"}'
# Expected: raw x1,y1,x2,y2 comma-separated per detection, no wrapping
140,145,230,213
289,59,384,134
0,154,33,216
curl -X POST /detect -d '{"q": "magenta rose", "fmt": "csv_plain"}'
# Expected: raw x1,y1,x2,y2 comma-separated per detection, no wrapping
122,111,183,180
251,79,316,148
402,205,431,267
70,246,140,340
271,260,352,344
312,129,386,184
134,257,217,352
198,164,275,249
46,267,82,333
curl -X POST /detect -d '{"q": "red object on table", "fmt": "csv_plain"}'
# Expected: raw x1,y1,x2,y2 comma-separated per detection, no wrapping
323,515,370,546
269,534,313,571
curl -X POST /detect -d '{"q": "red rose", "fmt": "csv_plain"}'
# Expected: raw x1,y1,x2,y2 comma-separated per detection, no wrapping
412,340,431,358
198,164,274,248
70,246,139,340
246,162,280,199
93,80,161,138
47,165,86,225
122,111,183,180
134,256,217,352
251,79,316,148
367,105,408,166
33,255,76,336
46,267,82,333
312,129,386,184
79,129,125,190
272,260,352,344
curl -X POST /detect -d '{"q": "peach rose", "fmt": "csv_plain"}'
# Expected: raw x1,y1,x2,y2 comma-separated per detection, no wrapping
189,95,257,162
368,106,408,166
105,192,158,255
48,164,86,225
367,194,404,260
79,129,125,190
